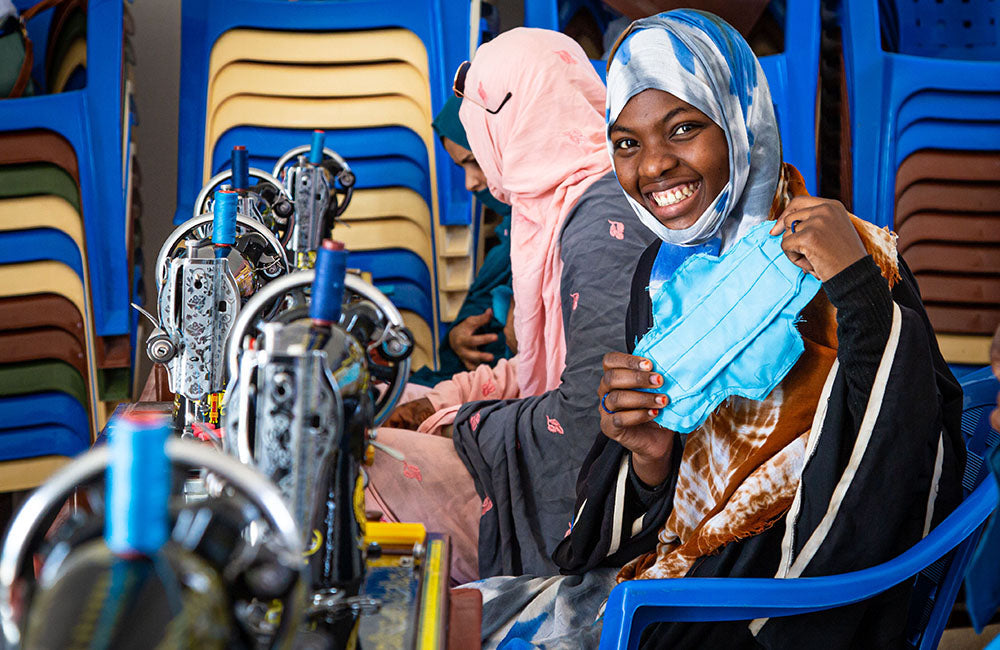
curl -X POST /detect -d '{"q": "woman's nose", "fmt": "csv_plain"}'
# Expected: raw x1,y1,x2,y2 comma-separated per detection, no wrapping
466,170,486,192
639,144,679,180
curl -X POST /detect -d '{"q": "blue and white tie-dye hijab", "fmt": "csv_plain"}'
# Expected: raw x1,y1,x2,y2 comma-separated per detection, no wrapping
605,10,782,250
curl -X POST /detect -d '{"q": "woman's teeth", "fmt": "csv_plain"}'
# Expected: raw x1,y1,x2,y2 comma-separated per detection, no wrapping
650,182,698,207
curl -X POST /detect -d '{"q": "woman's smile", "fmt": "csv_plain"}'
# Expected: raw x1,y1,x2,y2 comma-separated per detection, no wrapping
644,179,702,220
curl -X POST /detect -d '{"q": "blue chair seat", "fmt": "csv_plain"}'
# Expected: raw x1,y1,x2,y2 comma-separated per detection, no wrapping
373,279,434,327
0,228,85,278
348,248,433,290
0,423,90,462
0,390,90,461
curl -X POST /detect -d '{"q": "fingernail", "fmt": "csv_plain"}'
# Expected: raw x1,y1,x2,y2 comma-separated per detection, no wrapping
612,416,622,428
648,409,658,417
656,395,667,406
640,360,652,371
650,374,662,386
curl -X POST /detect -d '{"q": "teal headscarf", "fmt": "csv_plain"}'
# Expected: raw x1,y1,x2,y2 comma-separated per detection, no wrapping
432,96,512,218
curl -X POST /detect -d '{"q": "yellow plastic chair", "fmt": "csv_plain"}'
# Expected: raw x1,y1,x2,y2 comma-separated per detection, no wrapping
52,38,86,94
0,195,86,247
0,260,101,436
343,188,431,233
204,94,435,183
937,334,993,365
0,456,73,492
399,309,434,372
207,61,432,124
207,28,430,100
330,217,435,275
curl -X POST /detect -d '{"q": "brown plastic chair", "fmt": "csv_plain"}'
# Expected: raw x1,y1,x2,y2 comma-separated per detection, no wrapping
924,304,1000,336
0,327,88,379
0,130,80,183
914,274,1000,305
897,213,1000,250
895,150,1000,201
904,242,1000,273
896,182,1000,227
138,363,173,403
0,293,85,347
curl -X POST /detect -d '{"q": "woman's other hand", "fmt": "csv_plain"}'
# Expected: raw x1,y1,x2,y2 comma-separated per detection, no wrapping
770,196,868,282
599,352,675,486
448,309,499,371
383,397,436,430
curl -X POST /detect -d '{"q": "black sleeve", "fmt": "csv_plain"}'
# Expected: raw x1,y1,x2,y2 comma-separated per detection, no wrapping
822,255,894,429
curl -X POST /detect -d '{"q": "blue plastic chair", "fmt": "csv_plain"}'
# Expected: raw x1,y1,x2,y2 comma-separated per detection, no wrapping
348,249,433,292
0,424,90,462
210,125,431,181
0,229,85,278
882,0,1000,61
373,280,435,328
0,391,89,461
176,0,474,235
600,369,1000,650
841,0,1000,228
755,0,821,195
3,0,128,337
895,121,1000,172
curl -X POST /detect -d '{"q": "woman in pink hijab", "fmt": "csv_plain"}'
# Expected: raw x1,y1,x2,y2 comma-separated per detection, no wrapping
365,28,655,583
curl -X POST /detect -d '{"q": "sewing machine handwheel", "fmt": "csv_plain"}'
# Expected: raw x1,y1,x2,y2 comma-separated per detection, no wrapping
226,272,410,428
0,439,307,649
193,168,289,218
154,213,291,291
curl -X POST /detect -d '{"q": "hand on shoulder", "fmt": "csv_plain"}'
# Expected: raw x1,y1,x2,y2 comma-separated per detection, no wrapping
769,196,868,282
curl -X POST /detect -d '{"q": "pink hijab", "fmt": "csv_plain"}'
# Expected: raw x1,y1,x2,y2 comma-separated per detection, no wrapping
459,28,611,396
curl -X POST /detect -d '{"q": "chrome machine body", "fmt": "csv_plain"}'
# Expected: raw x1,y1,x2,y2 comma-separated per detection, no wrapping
224,254,413,640
277,132,355,269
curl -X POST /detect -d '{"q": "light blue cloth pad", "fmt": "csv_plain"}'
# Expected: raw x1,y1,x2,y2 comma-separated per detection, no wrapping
634,221,821,433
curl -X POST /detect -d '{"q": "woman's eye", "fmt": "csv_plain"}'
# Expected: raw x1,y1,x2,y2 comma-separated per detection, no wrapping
672,123,700,138
614,138,638,151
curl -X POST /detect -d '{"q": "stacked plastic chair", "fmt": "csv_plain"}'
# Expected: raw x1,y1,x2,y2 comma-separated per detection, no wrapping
524,0,820,193
0,0,139,490
842,0,1000,366
176,0,484,371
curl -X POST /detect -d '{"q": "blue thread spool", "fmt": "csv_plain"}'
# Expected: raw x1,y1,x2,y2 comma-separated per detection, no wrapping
231,145,249,191
106,415,170,556
310,239,347,326
212,189,237,254
309,130,325,165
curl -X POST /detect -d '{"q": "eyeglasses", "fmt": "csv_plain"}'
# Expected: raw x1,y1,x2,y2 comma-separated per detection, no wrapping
452,60,512,115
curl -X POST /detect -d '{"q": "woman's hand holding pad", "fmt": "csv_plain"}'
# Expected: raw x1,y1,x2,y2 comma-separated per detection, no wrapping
769,196,868,282
599,351,676,487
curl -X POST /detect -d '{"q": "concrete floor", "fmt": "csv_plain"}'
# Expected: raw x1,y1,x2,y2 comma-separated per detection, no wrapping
941,624,1000,649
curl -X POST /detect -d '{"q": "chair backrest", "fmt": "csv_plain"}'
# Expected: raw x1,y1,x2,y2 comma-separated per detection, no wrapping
906,366,999,649
882,0,1000,60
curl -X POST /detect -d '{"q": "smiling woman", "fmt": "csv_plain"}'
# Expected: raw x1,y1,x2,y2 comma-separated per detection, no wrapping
468,10,965,650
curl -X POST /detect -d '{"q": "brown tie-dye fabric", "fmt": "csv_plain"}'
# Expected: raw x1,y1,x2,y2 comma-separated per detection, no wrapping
618,164,900,582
